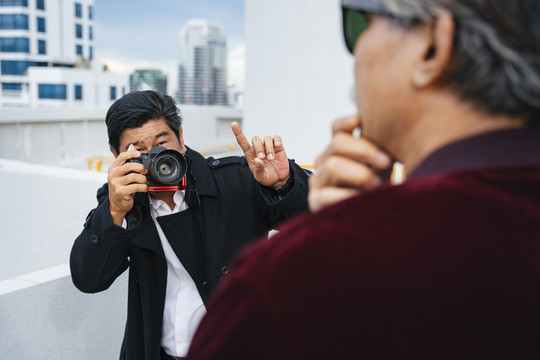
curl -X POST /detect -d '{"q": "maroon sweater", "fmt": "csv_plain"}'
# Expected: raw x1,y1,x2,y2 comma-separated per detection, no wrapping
187,129,540,359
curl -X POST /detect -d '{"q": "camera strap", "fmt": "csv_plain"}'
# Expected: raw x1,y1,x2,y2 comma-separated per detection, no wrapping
184,154,201,209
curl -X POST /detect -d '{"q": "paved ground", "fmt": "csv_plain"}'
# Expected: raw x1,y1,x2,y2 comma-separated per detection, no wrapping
0,159,107,281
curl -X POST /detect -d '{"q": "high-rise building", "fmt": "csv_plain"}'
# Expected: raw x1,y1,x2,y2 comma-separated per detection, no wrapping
176,19,228,106
0,0,127,107
130,69,167,95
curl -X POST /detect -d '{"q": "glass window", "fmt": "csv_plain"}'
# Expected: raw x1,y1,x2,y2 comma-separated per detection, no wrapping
36,17,45,32
2,82,23,91
75,24,82,38
110,86,117,100
0,14,29,30
1,60,29,75
0,37,30,53
38,39,46,54
74,3,82,18
36,0,44,10
38,84,67,99
88,46,93,60
74,84,82,100
0,0,28,6
89,25,93,40
88,5,93,20
76,44,83,56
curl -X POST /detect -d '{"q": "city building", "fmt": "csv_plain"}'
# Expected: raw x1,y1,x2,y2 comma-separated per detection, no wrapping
129,69,167,95
0,0,127,107
176,19,228,106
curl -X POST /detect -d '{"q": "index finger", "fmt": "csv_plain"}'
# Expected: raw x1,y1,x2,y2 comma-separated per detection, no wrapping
231,122,252,153
112,144,140,167
332,115,363,135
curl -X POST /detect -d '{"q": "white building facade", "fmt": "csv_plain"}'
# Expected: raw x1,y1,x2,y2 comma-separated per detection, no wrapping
0,0,127,107
176,19,228,106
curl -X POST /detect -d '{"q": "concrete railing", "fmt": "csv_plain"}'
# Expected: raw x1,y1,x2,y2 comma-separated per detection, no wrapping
0,106,243,169
0,265,128,360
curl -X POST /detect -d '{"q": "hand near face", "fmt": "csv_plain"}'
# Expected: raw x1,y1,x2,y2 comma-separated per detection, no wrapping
231,122,290,188
308,115,393,213
107,144,148,225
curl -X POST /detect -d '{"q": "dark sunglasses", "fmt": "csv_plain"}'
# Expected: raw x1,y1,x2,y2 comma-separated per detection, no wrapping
342,0,392,54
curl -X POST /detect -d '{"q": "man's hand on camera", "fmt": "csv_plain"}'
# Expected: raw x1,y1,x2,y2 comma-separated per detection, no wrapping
308,115,393,213
108,144,148,225
231,122,290,188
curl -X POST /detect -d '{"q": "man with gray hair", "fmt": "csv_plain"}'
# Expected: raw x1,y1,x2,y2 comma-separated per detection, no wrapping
186,0,540,358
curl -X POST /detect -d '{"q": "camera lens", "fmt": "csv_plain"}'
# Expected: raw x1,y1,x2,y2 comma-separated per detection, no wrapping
147,150,187,186
155,155,180,181
146,147,187,187
158,160,174,176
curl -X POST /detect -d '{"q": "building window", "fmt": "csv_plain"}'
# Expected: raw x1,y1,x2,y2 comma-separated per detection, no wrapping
36,17,45,32
38,39,46,54
36,0,44,10
74,84,82,100
76,44,83,56
75,24,82,38
0,37,29,53
38,84,67,99
2,82,23,91
89,25,93,40
88,5,93,20
110,86,117,100
88,46,93,59
0,0,28,6
1,60,29,75
75,3,82,18
0,14,29,30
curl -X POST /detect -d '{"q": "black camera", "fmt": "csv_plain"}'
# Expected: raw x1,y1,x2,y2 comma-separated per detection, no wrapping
126,146,187,192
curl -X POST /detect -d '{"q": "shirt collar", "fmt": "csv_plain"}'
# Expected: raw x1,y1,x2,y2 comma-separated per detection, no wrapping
408,128,540,179
148,190,185,211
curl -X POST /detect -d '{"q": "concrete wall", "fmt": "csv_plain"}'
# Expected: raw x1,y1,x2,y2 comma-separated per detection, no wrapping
0,105,243,168
244,0,357,164
0,265,127,360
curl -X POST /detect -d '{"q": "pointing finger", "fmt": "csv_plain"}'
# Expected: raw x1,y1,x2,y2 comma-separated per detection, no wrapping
231,122,252,153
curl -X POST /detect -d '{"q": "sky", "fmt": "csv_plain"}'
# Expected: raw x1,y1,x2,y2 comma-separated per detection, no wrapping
93,0,245,94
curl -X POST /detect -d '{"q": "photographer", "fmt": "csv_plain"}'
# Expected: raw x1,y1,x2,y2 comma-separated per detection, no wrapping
70,90,309,360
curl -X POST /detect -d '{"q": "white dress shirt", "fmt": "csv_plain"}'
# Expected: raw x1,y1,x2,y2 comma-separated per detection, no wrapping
148,191,207,358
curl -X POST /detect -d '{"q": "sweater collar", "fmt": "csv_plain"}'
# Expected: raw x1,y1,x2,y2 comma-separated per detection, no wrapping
409,128,540,179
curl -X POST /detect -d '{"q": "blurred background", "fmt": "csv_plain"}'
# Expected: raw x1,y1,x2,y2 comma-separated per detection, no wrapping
0,0,356,358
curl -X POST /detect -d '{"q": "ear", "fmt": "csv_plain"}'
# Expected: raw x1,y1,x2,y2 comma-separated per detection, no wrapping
110,146,118,158
412,9,454,88
179,127,187,153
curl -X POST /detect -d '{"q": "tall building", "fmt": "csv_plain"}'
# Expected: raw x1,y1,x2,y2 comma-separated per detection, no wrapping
176,19,228,106
130,69,167,95
0,0,127,107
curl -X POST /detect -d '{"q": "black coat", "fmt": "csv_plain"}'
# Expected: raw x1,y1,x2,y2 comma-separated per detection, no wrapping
70,147,310,360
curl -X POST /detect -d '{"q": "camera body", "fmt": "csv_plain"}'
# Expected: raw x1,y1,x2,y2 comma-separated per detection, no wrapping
126,146,187,192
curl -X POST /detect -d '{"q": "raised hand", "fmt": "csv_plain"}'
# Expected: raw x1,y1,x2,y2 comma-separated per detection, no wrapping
308,115,393,212
231,122,290,188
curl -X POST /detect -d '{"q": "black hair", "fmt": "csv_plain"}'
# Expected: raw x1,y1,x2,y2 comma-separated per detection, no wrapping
105,90,182,154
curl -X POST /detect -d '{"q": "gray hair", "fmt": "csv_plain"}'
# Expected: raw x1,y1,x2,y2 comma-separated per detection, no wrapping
382,0,540,127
